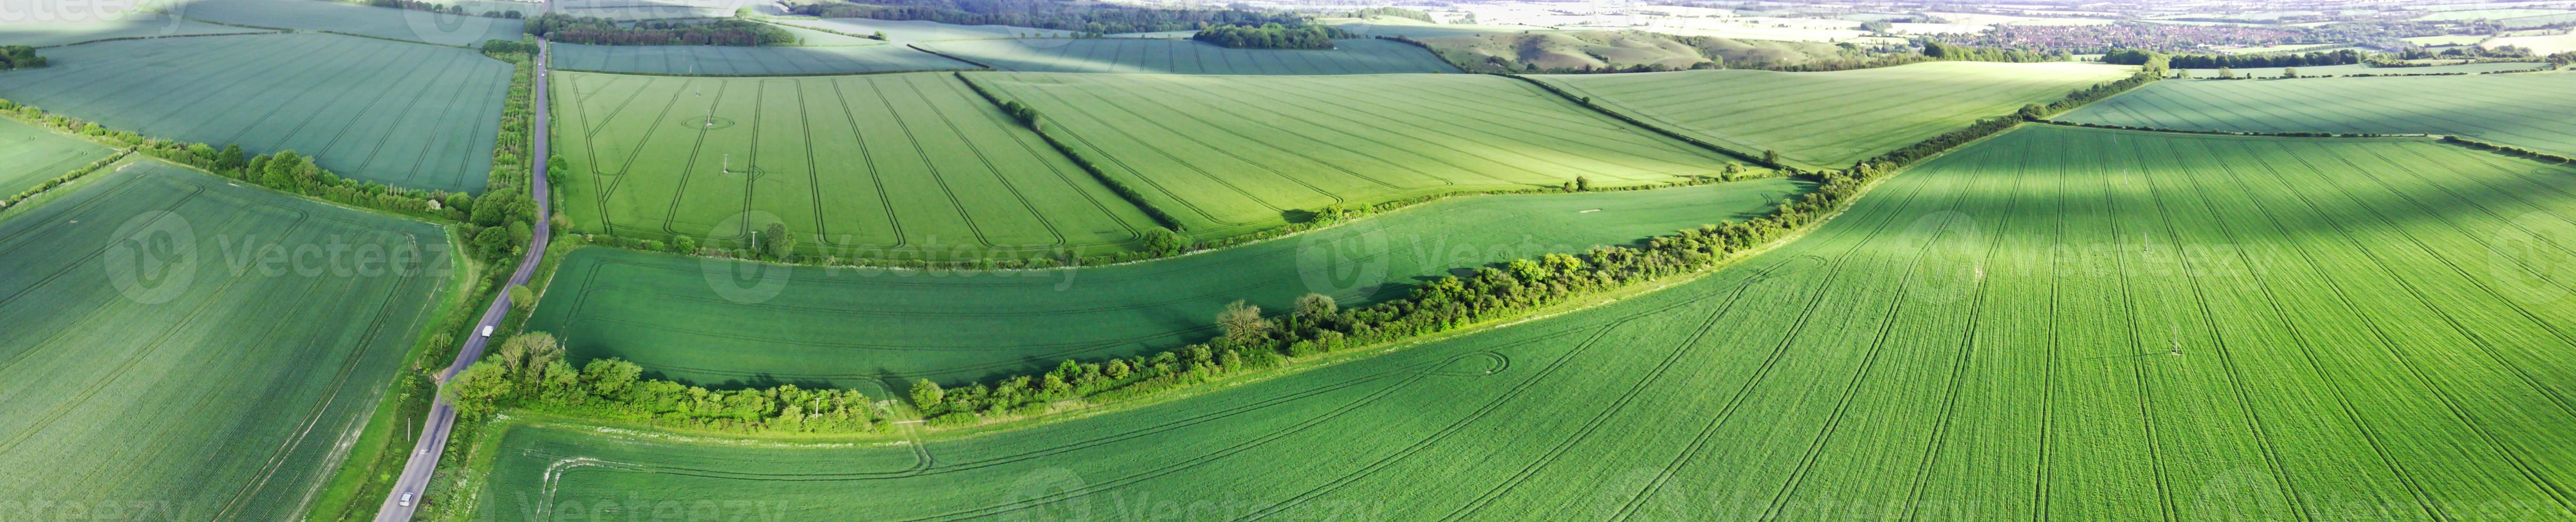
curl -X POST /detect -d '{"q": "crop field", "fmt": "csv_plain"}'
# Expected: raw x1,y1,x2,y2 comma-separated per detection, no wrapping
0,161,453,520
0,116,114,197
524,178,1805,387
1533,61,2135,170
2491,31,2576,54
975,72,1739,238
0,15,267,47
154,0,523,46
546,43,975,75
477,124,2576,520
550,0,744,19
552,71,1156,258
915,38,1460,74
2060,74,2576,156
2174,61,2550,77
0,33,509,193
770,18,1074,42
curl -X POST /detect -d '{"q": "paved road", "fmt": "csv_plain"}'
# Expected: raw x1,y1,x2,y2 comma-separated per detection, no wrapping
374,37,553,522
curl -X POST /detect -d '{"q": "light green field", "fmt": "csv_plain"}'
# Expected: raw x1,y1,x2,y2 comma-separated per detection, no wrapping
2491,31,2576,54
975,72,1739,238
553,70,1156,257
0,15,267,47
915,38,1460,74
550,0,738,19
2175,61,2549,78
476,126,2576,519
0,116,114,197
2400,34,2489,46
2499,12,2576,27
1533,61,2136,170
546,42,976,75
2061,74,2576,156
0,33,510,193
0,160,454,520
155,0,523,46
526,177,1806,387
769,18,1072,42
2416,7,2576,20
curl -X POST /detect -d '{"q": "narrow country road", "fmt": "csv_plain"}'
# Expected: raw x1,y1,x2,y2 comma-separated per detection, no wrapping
374,36,552,522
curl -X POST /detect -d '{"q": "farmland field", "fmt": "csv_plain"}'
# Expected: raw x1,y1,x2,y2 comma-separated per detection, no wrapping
2174,61,2550,77
546,43,976,75
974,72,1741,238
1532,61,2135,170
0,33,510,193
475,125,2576,520
152,0,524,46
769,18,1074,42
0,116,114,198
525,177,1806,387
915,38,1460,74
0,15,267,47
0,160,455,520
2059,74,2576,156
551,71,1156,258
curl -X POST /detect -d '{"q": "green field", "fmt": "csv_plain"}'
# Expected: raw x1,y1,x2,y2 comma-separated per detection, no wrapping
547,42,978,76
2060,74,2576,156
476,125,2576,519
0,15,267,47
549,0,738,19
915,38,1460,74
0,33,510,193
2174,61,2549,77
770,18,1073,42
0,116,114,197
0,160,454,520
155,0,524,46
526,177,1804,387
975,72,1741,238
553,70,1156,257
1533,61,2136,170
2416,7,2576,19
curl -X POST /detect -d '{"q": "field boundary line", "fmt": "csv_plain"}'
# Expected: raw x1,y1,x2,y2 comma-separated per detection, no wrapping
1496,73,1779,168
953,73,1192,231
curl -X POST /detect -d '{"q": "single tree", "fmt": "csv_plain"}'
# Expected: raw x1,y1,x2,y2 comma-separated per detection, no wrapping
508,284,536,311
1292,293,1337,329
1216,300,1273,346
762,222,795,259
910,379,945,410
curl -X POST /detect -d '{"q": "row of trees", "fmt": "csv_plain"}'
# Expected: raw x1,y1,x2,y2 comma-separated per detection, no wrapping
952,73,1186,231
449,333,886,433
790,0,1306,35
2102,48,2363,70
1348,7,1434,23
366,0,523,18
1920,42,2064,63
526,15,796,46
1191,23,1346,49
0,45,44,70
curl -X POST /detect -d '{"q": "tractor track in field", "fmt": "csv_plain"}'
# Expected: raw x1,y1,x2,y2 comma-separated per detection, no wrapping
866,74,1006,249
989,84,1266,228
2093,143,2182,522
652,80,737,240
1901,141,2035,520
897,74,1069,248
1025,81,1352,210
821,78,910,249
927,77,1146,244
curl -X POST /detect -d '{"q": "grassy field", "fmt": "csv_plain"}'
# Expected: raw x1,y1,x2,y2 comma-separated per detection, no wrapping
552,71,1156,258
2174,61,2550,78
2060,74,2576,156
1420,30,1852,72
0,15,267,47
550,0,741,19
526,177,1805,387
1532,61,2135,170
0,33,509,193
2490,31,2576,54
914,38,1459,74
155,0,524,46
0,160,454,520
475,125,2576,520
0,116,115,197
2415,7,2576,20
546,43,976,75
769,18,1073,42
974,72,1740,238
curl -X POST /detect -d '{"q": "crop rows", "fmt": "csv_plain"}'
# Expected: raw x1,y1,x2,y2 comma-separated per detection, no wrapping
0,116,116,197
159,0,524,46
553,70,1157,258
1531,61,2135,170
546,43,978,76
915,38,1458,75
524,178,1803,387
0,161,453,520
2058,74,2576,157
0,33,510,192
478,126,2576,520
974,72,1735,238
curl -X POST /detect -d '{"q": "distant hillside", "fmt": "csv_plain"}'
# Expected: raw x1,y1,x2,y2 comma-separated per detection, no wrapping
1414,30,1857,72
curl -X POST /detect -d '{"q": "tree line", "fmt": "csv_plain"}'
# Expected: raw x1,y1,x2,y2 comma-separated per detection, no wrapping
790,0,1307,36
1921,42,2064,63
0,46,43,70
2102,48,2362,69
1347,7,1434,23
526,14,797,46
367,0,523,18
448,333,885,433
1191,23,1347,50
